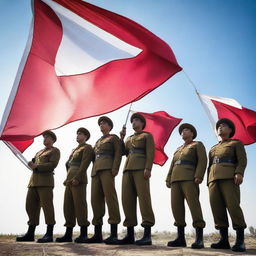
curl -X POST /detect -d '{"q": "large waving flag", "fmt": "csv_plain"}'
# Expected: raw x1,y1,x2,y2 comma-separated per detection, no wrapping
138,111,182,166
198,93,256,145
0,0,182,153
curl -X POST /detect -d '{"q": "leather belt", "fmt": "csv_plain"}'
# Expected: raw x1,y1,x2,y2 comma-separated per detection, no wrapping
129,149,145,154
33,169,54,174
95,152,113,159
212,157,236,164
174,160,196,166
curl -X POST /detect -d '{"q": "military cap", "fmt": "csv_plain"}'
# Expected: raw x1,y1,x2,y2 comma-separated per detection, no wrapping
42,130,57,142
130,112,146,130
216,118,235,138
77,127,90,141
98,116,113,130
179,123,197,139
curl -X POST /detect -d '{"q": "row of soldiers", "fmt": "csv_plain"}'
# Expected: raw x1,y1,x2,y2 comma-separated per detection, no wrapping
15,113,247,252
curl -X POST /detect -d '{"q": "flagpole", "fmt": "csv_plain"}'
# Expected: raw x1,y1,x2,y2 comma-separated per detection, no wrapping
2,141,32,170
182,70,219,140
123,102,133,128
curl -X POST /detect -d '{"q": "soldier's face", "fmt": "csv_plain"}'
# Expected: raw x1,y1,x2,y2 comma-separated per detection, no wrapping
218,123,232,137
99,121,111,133
76,132,87,143
132,118,143,130
43,135,54,146
181,128,193,140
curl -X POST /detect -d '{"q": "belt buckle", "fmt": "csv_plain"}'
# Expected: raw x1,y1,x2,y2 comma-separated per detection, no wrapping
96,154,100,159
176,160,181,165
214,157,219,164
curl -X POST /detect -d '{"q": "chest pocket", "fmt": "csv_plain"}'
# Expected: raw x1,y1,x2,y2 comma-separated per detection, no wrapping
132,136,145,148
181,146,197,161
97,139,113,152
37,152,51,164
219,145,234,157
72,148,84,161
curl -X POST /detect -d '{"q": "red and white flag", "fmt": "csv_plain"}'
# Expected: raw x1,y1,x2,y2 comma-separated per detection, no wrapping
198,93,256,145
138,111,182,166
0,0,182,153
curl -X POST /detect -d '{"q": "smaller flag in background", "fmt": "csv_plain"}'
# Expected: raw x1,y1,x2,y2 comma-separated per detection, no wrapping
198,93,256,145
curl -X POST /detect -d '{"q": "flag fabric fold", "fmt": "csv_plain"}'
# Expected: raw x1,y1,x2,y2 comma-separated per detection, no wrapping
0,0,182,153
198,93,256,145
138,111,182,166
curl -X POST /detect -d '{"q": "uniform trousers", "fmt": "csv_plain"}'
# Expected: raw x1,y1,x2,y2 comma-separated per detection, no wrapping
26,187,55,226
91,170,120,225
209,179,246,230
122,170,155,227
171,181,205,228
64,184,90,227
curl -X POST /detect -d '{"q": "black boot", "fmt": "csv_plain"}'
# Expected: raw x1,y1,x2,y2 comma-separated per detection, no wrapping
135,226,152,246
56,227,73,242
16,225,36,242
167,227,186,247
118,227,135,245
103,224,119,245
211,227,230,249
232,229,246,252
37,225,54,243
83,225,103,243
74,226,89,243
191,227,204,249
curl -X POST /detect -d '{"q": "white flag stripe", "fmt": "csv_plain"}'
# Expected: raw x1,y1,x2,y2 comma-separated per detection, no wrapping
199,93,242,109
42,0,142,76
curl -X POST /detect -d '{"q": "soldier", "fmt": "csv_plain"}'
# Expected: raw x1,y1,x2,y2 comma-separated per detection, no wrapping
16,130,60,243
84,116,122,244
166,123,207,249
119,113,155,246
208,118,247,252
56,128,94,243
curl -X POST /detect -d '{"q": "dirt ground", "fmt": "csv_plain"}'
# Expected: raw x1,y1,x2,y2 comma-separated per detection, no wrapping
0,233,256,256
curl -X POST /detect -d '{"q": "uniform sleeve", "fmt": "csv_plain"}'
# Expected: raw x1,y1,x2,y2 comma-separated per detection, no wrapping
112,136,122,170
165,158,175,184
145,133,155,170
73,145,94,182
36,148,60,171
206,150,213,186
235,140,247,176
194,142,207,180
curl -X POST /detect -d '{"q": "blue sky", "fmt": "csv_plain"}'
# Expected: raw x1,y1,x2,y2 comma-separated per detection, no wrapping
0,0,255,235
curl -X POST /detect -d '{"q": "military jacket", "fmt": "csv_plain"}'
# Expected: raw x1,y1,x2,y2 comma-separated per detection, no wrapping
28,147,60,187
166,141,207,184
64,143,94,185
91,134,122,176
207,139,247,184
123,131,155,171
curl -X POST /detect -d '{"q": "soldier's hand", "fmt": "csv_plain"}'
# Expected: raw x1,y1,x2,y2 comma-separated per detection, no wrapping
72,179,79,186
28,161,37,170
194,178,202,184
112,169,118,177
144,169,151,179
166,181,171,188
120,126,126,140
234,174,243,185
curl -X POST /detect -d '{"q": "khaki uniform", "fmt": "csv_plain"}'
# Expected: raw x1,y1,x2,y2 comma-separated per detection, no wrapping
208,139,247,230
91,134,122,225
26,147,60,226
166,141,207,228
122,131,155,227
63,143,94,227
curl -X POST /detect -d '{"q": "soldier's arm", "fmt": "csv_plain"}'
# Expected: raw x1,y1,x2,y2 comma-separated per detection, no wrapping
165,158,174,188
73,145,94,183
145,133,155,170
234,140,247,176
194,142,207,180
36,148,60,171
206,150,213,186
112,136,122,171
